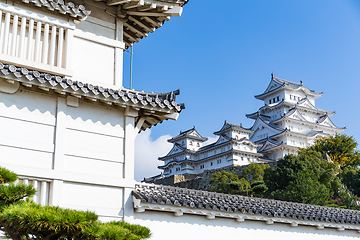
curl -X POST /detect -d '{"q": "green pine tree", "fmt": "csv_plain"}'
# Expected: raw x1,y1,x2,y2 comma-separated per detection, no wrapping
0,167,151,240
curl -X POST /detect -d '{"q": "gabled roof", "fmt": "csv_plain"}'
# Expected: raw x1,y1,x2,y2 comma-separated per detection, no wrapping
317,114,344,129
0,62,184,132
168,127,208,143
158,158,196,169
158,143,187,160
250,115,283,132
133,184,360,227
211,134,260,149
246,97,335,120
283,106,307,122
271,108,345,132
297,97,335,116
213,121,253,135
255,73,323,100
270,129,329,140
257,138,283,152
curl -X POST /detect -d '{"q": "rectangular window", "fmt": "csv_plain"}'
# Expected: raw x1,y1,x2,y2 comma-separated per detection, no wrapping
277,96,279,101
273,98,275,103
269,99,271,104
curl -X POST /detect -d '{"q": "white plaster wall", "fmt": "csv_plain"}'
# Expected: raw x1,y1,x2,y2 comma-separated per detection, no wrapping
0,90,56,169
72,36,115,87
0,89,134,220
61,181,123,219
132,211,360,240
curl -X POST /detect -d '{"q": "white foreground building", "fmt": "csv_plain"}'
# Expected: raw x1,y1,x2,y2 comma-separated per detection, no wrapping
158,122,267,177
247,73,345,160
0,0,187,221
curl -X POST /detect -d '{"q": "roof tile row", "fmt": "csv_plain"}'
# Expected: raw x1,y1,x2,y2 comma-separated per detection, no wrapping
0,62,184,112
133,184,360,224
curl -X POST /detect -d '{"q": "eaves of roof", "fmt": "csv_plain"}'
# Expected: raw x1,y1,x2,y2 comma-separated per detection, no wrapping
133,184,360,230
259,142,299,153
96,0,189,48
159,148,262,168
158,143,188,160
271,114,345,132
255,77,323,100
251,116,283,132
168,128,208,143
0,62,184,131
270,129,328,139
213,121,253,135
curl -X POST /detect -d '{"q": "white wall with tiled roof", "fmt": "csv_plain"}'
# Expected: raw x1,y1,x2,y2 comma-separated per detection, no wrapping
132,211,360,240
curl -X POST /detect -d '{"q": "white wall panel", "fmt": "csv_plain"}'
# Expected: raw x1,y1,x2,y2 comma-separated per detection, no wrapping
65,129,123,157
76,20,115,39
0,116,55,144
62,181,123,217
72,37,115,87
0,145,53,169
63,155,123,177
0,90,56,125
65,102,124,138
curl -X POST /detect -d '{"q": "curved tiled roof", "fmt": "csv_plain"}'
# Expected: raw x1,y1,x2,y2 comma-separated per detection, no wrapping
133,184,360,225
0,62,185,131
255,74,323,100
213,121,253,135
168,127,208,143
246,98,335,120
22,0,91,21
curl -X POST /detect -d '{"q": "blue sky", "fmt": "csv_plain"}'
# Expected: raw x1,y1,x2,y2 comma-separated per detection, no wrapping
130,1,360,180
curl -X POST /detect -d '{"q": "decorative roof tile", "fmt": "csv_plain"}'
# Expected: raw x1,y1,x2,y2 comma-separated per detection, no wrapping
0,62,185,130
168,127,208,143
255,74,323,100
22,0,91,21
213,121,253,135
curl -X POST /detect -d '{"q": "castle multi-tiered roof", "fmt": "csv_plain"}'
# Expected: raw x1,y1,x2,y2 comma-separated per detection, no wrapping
247,73,345,160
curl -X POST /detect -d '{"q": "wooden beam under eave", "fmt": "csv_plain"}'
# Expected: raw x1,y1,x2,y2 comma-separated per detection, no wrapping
128,16,155,32
123,31,140,43
124,22,148,37
127,5,182,17
122,0,144,9
107,0,130,6
141,16,162,28
146,116,160,126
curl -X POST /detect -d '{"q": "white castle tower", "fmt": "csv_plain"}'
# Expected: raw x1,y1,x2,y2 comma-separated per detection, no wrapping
246,73,345,160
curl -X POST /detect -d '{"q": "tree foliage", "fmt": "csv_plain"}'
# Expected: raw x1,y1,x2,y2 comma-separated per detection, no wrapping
263,149,343,205
0,167,151,240
209,171,251,195
209,168,268,197
309,134,360,167
241,163,269,182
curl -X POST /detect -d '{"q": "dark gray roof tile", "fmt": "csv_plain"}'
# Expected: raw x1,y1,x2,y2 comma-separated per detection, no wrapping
0,62,184,115
133,184,360,225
